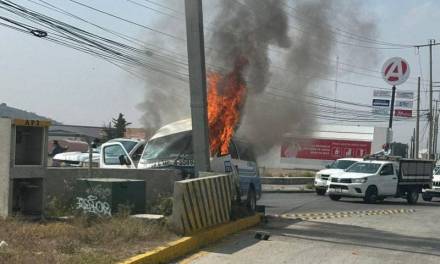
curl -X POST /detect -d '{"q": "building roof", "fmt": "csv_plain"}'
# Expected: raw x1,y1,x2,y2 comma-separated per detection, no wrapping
0,103,58,123
49,124,103,139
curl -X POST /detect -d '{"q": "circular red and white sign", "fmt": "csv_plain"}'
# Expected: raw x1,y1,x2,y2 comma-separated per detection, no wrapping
382,57,410,86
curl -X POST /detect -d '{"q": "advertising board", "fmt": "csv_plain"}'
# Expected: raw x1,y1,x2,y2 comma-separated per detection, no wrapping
281,139,372,160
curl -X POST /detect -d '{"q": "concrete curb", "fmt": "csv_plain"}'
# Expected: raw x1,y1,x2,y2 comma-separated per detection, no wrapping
261,177,314,185
119,214,262,264
262,189,315,193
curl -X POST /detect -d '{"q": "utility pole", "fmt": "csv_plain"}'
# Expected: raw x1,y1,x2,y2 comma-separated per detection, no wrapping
184,0,211,176
429,39,435,159
416,77,421,159
334,56,339,115
388,86,397,132
410,128,415,159
434,101,439,158
433,112,438,159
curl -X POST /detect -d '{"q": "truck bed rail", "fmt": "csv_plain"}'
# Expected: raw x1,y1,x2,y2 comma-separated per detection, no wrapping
399,159,433,185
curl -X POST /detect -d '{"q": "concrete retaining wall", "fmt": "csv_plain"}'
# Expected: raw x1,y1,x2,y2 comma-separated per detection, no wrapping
260,177,314,185
171,174,232,235
42,168,181,213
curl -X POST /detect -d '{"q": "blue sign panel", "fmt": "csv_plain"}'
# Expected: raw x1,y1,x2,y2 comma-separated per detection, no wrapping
372,99,390,107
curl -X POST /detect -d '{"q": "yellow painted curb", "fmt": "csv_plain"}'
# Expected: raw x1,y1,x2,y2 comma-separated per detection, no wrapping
119,214,262,264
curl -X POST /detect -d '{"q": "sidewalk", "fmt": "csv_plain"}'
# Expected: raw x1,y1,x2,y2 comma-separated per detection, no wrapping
262,184,315,193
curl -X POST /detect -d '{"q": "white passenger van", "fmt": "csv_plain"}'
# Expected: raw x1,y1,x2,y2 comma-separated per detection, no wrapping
137,119,262,210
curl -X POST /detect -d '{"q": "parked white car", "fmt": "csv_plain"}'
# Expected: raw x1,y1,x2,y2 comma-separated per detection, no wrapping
314,158,362,195
54,138,145,168
422,164,440,201
52,149,100,167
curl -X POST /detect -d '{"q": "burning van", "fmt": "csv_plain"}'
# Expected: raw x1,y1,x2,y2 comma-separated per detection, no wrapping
137,119,262,211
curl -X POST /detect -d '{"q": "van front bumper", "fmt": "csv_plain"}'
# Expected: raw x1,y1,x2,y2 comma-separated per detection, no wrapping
327,183,366,198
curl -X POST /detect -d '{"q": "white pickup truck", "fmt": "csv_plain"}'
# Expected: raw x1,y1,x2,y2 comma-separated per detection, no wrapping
327,156,433,204
421,165,440,201
314,158,362,195
98,138,146,169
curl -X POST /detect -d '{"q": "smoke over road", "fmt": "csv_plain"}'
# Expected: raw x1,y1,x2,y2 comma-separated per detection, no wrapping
206,0,378,154
139,0,377,153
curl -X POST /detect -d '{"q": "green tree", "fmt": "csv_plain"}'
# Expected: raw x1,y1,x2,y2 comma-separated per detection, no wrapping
102,121,116,141
112,113,132,138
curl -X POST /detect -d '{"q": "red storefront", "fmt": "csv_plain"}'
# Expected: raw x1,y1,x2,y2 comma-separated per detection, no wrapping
281,139,372,160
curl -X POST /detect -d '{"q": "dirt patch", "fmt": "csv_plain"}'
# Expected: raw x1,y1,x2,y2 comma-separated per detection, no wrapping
0,216,177,264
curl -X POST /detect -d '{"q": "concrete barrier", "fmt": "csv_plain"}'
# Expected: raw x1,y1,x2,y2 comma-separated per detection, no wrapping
260,177,314,185
44,168,181,209
171,174,232,235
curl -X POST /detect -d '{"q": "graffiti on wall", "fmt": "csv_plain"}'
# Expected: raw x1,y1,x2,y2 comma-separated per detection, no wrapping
76,195,111,217
76,184,112,217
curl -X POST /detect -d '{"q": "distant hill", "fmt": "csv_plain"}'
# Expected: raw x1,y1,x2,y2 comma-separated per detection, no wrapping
0,103,60,124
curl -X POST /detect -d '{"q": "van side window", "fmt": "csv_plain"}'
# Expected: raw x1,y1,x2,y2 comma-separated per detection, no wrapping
235,141,256,161
380,164,394,175
229,142,239,159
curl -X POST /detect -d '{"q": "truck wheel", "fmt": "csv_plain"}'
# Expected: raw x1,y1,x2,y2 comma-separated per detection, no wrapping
407,190,419,204
247,188,257,212
422,193,433,202
316,189,326,195
364,186,378,204
329,195,341,201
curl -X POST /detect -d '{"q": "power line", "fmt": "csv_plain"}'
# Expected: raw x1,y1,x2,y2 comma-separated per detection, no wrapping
0,0,427,123
68,0,185,41
282,1,414,48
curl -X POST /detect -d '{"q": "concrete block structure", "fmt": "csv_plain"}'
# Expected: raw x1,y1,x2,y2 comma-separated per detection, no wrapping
171,174,232,235
0,117,181,218
0,118,50,218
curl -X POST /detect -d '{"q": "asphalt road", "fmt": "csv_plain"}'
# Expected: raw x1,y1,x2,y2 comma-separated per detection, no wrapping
261,192,440,216
179,192,440,264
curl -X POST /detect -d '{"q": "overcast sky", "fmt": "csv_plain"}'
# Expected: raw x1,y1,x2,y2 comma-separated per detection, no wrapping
1,0,439,147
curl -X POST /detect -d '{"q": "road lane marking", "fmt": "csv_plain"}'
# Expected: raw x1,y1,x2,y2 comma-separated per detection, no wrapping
277,209,416,221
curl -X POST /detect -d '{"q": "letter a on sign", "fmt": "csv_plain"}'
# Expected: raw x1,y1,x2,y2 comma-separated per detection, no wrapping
382,57,410,86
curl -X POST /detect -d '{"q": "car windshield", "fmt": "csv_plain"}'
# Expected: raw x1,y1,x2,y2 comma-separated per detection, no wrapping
346,162,381,174
329,160,358,169
142,131,193,161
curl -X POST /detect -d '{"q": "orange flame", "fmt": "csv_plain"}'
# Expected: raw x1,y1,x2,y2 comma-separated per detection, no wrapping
207,58,248,155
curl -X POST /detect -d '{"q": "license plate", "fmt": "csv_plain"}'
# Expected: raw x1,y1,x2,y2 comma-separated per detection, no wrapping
334,188,342,193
